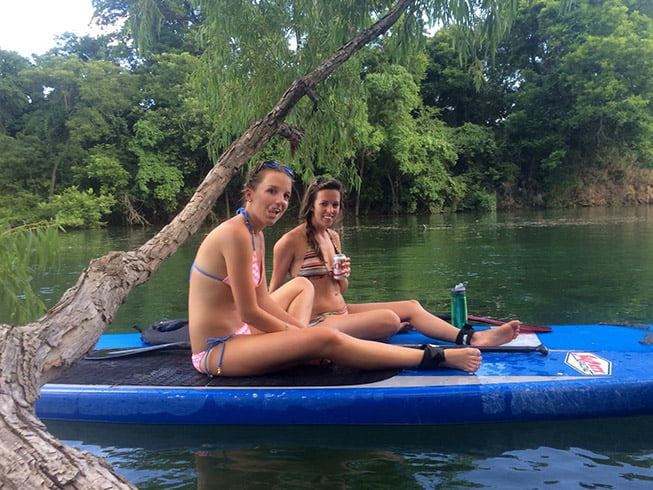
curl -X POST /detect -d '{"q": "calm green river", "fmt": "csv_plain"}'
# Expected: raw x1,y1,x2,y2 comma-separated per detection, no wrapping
32,206,653,488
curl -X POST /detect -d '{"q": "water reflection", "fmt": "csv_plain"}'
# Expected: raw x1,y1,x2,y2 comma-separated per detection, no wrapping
46,417,653,489
195,447,409,489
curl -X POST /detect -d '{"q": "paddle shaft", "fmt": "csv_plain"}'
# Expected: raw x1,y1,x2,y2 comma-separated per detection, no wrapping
86,341,190,360
467,315,552,333
437,313,552,333
88,339,549,360
401,343,549,356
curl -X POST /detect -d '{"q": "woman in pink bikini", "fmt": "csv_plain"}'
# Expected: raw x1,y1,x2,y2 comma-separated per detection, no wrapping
188,162,483,376
269,177,520,347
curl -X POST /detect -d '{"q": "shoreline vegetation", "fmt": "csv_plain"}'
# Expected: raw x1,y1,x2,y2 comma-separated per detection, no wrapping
514,164,653,209
1,0,651,226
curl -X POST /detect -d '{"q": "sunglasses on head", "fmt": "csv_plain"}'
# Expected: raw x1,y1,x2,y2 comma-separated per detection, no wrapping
258,160,294,177
312,177,329,186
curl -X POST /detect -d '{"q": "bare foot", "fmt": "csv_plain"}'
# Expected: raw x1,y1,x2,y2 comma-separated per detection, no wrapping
441,347,482,373
472,320,520,346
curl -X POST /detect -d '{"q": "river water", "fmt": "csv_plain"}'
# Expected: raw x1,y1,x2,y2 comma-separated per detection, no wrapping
31,206,653,488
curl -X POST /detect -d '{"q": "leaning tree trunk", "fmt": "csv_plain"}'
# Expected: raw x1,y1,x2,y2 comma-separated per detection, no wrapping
0,1,414,487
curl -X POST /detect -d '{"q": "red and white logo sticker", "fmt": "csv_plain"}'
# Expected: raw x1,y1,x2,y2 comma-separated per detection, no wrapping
565,352,612,375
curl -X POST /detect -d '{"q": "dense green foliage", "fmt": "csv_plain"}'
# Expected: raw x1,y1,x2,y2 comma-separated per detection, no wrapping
492,0,653,205
0,0,651,227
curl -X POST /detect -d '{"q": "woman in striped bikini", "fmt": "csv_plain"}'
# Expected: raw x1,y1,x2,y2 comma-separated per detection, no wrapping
269,177,520,348
188,162,484,375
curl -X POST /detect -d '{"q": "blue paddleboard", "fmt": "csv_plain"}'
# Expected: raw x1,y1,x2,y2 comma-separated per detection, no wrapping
36,324,653,425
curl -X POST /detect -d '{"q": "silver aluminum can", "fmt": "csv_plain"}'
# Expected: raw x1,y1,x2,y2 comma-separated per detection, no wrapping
332,254,347,280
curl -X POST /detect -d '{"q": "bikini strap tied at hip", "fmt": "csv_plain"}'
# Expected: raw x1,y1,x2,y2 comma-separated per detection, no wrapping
203,334,235,375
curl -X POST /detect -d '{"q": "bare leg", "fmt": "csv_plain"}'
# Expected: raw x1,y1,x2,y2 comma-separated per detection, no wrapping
212,327,482,376
318,308,400,341
269,277,314,325
349,300,520,345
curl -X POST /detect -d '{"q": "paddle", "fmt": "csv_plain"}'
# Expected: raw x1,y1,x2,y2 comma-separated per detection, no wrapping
467,315,552,333
467,315,553,333
436,313,552,333
402,343,549,356
86,341,190,360
87,339,549,360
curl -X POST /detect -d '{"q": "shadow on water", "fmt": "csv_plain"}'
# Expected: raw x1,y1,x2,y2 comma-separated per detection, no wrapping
45,416,653,453
46,416,653,489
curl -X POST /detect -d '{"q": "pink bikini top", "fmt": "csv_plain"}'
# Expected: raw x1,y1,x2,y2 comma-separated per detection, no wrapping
190,208,263,287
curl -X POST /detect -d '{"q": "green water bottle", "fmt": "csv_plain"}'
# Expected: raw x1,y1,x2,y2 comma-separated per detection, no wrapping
450,282,468,329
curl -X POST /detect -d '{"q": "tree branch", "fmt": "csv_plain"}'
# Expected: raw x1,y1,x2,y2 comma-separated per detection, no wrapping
0,1,417,486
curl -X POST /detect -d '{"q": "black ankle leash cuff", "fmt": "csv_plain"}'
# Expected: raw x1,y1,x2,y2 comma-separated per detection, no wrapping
418,345,446,370
455,326,475,345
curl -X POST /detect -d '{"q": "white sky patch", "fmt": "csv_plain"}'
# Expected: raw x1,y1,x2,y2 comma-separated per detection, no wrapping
0,0,101,58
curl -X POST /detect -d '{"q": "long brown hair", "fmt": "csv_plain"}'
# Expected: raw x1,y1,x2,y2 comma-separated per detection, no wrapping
299,178,344,264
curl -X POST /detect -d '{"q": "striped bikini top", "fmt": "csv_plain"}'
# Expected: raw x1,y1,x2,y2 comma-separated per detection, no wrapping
297,230,340,279
190,208,263,287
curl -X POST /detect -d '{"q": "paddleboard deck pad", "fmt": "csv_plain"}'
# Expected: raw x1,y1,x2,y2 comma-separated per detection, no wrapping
49,350,401,387
36,324,653,425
